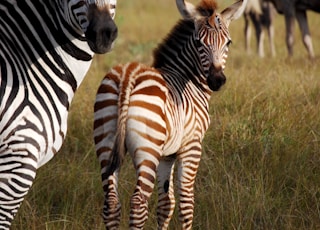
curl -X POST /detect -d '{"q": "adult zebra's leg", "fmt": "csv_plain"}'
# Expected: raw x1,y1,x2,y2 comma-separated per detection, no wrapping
0,145,37,229
296,10,314,59
244,13,251,55
177,145,202,230
250,13,264,57
156,156,176,229
129,149,160,229
266,2,276,57
267,20,276,57
284,14,295,57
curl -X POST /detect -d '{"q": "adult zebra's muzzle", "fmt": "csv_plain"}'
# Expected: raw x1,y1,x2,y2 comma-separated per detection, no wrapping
207,65,226,91
85,5,118,54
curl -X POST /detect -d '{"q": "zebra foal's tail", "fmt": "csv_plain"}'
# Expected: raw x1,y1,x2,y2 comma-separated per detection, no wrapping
98,62,142,176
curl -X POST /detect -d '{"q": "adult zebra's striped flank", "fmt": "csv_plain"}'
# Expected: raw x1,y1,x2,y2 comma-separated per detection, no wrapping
0,0,117,228
94,0,247,229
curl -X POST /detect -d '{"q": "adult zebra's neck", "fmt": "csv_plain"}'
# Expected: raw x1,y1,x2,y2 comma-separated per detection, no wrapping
58,0,88,34
153,19,207,91
41,0,95,95
4,0,93,94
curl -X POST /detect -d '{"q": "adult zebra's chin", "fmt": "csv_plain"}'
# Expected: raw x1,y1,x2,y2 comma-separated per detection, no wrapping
85,4,118,54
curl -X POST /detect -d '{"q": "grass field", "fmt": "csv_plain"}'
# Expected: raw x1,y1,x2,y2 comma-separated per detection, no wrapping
12,0,320,229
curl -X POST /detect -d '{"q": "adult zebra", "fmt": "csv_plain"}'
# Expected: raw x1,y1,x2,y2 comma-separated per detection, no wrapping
0,0,117,228
94,0,247,228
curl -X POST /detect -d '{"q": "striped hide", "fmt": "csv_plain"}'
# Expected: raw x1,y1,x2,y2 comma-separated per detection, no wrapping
0,0,117,228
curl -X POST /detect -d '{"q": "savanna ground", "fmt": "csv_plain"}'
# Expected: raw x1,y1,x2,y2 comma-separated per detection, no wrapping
12,0,320,229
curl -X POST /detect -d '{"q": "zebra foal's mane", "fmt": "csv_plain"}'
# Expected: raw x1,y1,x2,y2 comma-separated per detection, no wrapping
152,19,194,69
196,0,218,16
152,0,218,69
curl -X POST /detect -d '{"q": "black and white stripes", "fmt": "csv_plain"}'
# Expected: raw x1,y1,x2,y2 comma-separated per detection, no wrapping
0,0,117,228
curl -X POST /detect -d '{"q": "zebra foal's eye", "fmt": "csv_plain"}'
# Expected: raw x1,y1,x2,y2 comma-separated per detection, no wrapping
216,16,220,24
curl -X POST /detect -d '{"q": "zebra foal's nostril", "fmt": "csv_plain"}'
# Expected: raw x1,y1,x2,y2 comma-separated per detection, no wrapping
207,70,226,91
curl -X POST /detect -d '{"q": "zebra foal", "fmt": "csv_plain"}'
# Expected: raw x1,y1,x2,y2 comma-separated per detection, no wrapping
0,0,117,228
94,0,247,229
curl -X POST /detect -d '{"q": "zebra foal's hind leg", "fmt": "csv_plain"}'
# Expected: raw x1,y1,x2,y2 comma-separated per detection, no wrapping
102,169,121,229
156,156,176,230
177,145,202,230
95,128,122,229
129,148,161,229
94,77,121,229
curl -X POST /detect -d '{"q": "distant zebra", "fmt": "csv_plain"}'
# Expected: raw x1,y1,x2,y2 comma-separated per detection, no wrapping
0,0,117,228
244,0,276,57
93,0,247,229
266,0,320,58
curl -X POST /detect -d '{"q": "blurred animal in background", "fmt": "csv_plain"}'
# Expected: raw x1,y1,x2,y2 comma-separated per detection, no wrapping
266,0,320,58
244,0,277,57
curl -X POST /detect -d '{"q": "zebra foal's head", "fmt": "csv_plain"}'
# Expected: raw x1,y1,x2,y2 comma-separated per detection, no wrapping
176,0,247,91
65,0,118,54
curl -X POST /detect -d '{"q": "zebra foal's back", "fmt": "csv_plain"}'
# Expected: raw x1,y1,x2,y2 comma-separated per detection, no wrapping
94,62,167,158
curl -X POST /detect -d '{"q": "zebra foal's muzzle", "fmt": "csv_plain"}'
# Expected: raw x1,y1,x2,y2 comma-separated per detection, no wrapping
85,4,118,54
207,65,226,91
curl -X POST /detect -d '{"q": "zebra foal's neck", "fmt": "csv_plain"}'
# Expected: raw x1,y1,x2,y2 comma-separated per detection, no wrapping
153,20,203,83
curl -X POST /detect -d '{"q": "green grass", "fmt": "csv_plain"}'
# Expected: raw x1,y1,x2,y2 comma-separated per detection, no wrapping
12,0,320,229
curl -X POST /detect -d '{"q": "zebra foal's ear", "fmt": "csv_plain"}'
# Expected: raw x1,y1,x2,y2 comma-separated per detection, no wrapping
176,0,199,19
221,0,248,27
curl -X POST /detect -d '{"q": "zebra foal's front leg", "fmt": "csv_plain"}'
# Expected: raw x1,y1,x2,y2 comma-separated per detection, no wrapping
156,156,176,230
177,146,202,230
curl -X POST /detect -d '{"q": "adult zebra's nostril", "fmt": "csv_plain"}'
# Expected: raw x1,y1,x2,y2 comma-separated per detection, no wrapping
102,21,118,46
